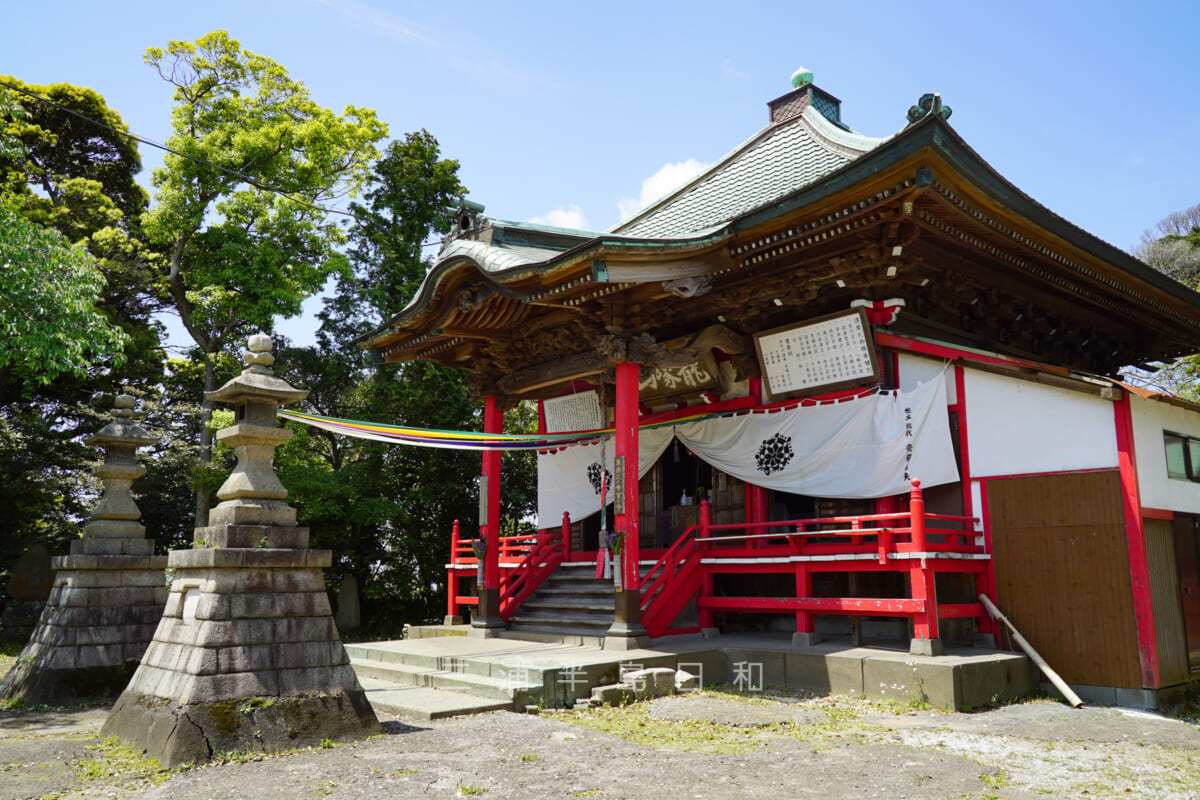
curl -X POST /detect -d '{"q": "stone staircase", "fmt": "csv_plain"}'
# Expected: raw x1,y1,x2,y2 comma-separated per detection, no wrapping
344,637,643,718
506,562,614,641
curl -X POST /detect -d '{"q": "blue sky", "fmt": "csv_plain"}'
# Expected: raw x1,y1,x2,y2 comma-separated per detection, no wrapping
5,0,1199,346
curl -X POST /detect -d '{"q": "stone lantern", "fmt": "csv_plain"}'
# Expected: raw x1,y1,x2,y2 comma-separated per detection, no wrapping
0,394,167,706
103,335,379,767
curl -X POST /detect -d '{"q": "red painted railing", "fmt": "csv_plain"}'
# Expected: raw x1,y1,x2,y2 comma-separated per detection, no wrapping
499,528,565,620
639,480,988,639
449,481,989,645
448,513,572,620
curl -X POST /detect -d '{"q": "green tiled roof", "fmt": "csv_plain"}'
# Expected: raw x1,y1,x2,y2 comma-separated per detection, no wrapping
437,238,567,274
611,102,891,239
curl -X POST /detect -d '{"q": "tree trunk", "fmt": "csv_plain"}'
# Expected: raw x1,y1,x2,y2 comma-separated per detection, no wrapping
193,356,215,530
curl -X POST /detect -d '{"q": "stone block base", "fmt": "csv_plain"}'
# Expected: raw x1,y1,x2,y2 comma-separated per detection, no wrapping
0,660,138,707
102,689,380,768
0,556,167,706
103,539,379,764
0,600,45,643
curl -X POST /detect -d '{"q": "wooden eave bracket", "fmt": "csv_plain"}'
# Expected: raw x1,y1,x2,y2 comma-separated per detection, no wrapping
496,324,746,396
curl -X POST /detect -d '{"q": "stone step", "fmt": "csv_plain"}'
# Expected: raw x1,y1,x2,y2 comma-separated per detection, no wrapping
506,620,611,637
509,609,613,625
345,642,507,679
350,655,544,707
346,641,567,682
494,629,606,647
523,598,614,613
358,677,511,719
535,585,609,597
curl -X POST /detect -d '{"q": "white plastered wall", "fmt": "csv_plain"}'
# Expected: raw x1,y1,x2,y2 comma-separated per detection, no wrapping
1129,392,1200,513
896,352,957,404
960,368,1118,478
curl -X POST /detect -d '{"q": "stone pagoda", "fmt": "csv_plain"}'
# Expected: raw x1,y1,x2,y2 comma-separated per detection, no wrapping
103,335,379,767
0,394,166,706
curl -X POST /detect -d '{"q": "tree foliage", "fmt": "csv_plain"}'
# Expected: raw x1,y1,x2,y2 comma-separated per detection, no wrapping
1129,203,1200,399
1136,202,1200,288
0,200,129,384
0,79,160,397
141,29,387,524
142,30,386,354
272,130,536,631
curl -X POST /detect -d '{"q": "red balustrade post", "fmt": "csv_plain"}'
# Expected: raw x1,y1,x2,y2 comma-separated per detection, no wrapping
561,511,572,562
446,519,461,624
473,397,505,632
697,499,716,630
793,563,818,646
908,479,942,655
909,479,927,551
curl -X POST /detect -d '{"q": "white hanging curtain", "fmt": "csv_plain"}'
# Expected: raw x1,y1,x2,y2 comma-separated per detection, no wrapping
674,371,958,498
536,427,673,529
535,371,957,527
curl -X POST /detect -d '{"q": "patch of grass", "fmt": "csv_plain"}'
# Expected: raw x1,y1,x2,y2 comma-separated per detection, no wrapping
211,750,266,765
980,769,1010,788
518,750,538,761
458,783,488,796
391,768,418,776
72,736,164,784
574,791,606,797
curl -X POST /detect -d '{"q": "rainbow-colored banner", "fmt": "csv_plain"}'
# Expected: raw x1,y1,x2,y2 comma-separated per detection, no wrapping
275,408,717,452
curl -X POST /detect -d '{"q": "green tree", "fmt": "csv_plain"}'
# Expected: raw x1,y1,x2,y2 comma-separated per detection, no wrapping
0,83,147,598
141,30,386,525
0,200,129,385
0,78,161,396
274,131,536,630
1136,202,1200,288
1131,203,1200,399
0,77,147,224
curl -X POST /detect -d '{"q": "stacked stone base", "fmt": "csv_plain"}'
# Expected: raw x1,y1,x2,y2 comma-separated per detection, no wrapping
0,600,46,644
0,543,166,706
104,689,378,768
101,537,380,767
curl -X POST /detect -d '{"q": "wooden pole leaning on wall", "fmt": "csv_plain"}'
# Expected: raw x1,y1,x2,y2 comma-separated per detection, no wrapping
978,593,1084,708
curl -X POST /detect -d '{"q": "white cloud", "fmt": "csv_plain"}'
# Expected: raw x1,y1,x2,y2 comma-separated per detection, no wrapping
310,0,424,41
529,204,589,230
617,159,710,221
722,58,749,81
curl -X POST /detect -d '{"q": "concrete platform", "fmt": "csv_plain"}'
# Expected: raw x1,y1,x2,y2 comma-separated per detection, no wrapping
347,631,1036,715
358,677,510,719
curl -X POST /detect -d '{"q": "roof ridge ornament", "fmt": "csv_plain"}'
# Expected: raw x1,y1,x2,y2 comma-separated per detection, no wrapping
790,66,814,89
907,92,952,124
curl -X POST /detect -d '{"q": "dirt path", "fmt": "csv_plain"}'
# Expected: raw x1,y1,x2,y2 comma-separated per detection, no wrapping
2,692,1198,800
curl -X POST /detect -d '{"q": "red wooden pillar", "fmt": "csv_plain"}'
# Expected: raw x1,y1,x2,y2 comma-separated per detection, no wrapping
615,363,640,588
561,511,572,562
908,480,942,655
473,396,505,630
606,361,648,648
793,563,817,646
446,519,461,624
1115,391,1160,688
698,499,716,629
745,375,770,548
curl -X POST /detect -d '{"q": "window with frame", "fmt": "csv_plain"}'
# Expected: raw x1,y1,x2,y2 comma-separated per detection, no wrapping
1164,431,1200,481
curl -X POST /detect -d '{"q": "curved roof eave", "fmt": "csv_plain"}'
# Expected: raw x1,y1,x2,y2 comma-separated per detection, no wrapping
355,225,736,349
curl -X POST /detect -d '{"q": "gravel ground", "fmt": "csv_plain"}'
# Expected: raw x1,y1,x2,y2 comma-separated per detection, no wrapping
2,692,1199,800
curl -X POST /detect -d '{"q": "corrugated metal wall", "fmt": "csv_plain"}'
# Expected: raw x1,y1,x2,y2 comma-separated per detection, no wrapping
989,471,1143,689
